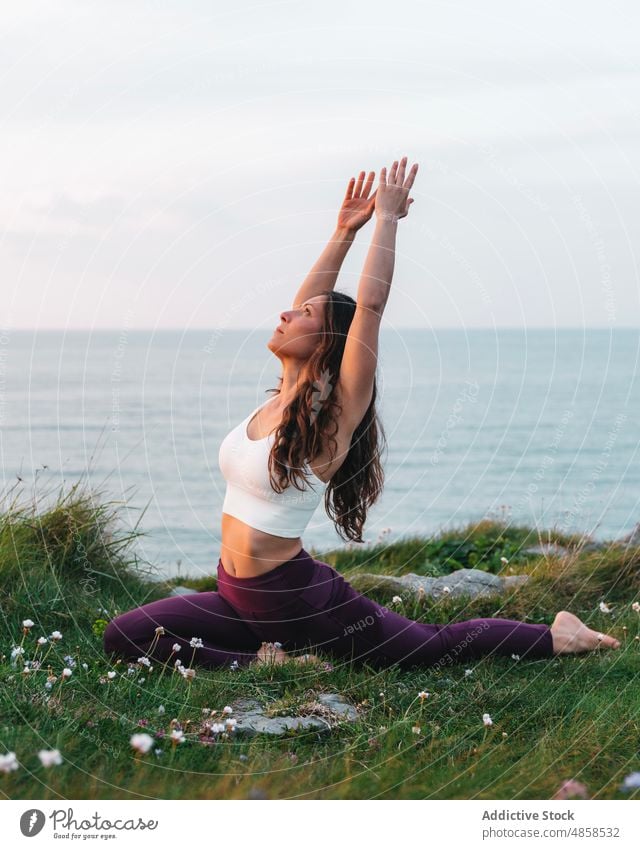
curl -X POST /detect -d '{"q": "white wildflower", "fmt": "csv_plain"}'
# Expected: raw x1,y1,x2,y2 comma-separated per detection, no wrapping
620,771,640,791
222,705,233,715
511,654,520,661
22,619,35,629
137,656,151,667
170,729,185,744
482,713,493,727
172,643,181,652
157,705,166,715
38,749,63,767
189,637,203,649
391,595,402,605
61,668,73,679
418,691,430,701
10,646,25,664
0,752,19,773
500,557,509,565
464,668,473,677
599,601,613,614
107,671,117,680
49,631,63,641
632,602,640,613
37,637,48,646
130,733,154,754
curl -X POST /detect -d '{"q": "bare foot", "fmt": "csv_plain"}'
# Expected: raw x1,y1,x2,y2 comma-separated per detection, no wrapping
254,641,288,665
253,643,321,666
551,610,621,655
294,653,321,665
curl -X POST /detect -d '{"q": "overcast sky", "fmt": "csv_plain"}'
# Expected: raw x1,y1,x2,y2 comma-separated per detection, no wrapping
2,0,639,330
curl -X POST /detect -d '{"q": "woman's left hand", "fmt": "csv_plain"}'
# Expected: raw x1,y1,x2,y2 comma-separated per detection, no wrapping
337,170,377,232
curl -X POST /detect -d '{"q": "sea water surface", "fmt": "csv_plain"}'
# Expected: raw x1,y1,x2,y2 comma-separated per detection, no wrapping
0,328,638,579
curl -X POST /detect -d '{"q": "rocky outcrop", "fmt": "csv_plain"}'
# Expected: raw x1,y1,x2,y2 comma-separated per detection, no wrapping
520,542,570,558
227,693,359,737
349,567,530,601
168,585,199,596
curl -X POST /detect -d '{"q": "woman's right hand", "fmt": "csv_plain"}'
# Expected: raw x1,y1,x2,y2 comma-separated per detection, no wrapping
375,156,418,222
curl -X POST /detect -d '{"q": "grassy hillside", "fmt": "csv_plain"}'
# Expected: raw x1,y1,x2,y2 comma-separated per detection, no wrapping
1,481,639,800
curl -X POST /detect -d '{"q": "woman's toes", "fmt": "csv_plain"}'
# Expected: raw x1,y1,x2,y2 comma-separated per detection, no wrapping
595,631,621,650
255,641,288,665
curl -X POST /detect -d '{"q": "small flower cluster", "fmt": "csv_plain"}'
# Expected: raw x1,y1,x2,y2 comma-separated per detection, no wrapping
195,705,239,745
7,620,92,699
0,749,63,774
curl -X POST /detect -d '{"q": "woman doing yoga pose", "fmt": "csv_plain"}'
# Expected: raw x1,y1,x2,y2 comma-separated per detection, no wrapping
103,157,620,670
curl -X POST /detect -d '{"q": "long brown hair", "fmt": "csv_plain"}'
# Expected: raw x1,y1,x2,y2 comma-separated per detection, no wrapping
264,289,386,543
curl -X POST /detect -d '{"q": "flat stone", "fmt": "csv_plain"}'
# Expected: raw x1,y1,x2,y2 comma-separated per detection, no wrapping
169,585,198,596
503,574,530,589
349,567,529,601
227,693,359,737
577,541,608,552
315,692,359,721
521,542,569,558
620,522,640,548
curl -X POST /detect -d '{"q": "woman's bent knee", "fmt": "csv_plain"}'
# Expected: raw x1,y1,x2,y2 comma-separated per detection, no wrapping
103,614,137,659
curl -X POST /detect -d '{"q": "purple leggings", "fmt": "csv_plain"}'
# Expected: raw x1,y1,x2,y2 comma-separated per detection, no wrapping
103,547,554,670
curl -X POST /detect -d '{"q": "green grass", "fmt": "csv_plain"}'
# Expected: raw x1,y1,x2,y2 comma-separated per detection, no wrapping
1,479,639,800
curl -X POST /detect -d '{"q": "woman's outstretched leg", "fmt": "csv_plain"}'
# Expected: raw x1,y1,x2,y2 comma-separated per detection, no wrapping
103,590,262,669
283,560,619,669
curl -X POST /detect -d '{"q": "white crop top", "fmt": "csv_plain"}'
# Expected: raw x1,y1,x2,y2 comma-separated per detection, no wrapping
217,396,329,538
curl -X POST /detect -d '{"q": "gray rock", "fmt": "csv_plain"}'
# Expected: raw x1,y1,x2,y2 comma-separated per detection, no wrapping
620,522,640,548
315,692,359,721
521,542,569,558
577,541,608,553
503,574,530,589
350,567,529,601
169,585,199,596
228,693,359,737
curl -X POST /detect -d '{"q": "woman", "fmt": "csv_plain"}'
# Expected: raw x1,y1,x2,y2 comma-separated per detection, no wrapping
103,157,620,671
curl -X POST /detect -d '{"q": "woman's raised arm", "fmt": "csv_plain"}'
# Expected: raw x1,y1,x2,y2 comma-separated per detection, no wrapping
335,157,418,433
291,171,376,308
353,157,418,313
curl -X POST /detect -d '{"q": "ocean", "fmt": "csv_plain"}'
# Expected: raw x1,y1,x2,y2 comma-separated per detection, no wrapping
1,328,638,579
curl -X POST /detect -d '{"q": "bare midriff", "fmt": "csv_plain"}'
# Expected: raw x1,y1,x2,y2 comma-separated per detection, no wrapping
219,512,306,578
219,393,349,578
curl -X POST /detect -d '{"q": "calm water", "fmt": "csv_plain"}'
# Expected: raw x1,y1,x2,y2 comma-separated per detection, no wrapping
1,329,638,579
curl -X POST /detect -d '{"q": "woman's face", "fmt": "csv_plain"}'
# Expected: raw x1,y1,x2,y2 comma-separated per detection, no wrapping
268,294,328,358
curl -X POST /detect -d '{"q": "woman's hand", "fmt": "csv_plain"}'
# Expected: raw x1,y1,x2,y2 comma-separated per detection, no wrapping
337,170,377,232
375,156,418,222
